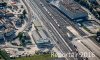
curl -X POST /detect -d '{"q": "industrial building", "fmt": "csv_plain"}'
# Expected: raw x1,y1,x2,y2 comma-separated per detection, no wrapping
50,0,88,22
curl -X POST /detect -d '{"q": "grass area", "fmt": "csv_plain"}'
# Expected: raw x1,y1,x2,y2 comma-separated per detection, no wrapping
16,54,55,60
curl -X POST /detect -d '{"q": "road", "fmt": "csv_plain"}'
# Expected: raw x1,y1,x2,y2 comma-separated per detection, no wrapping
16,0,32,35
22,0,32,29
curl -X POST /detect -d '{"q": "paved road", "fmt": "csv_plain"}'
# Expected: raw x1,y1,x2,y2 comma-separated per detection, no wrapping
19,0,32,32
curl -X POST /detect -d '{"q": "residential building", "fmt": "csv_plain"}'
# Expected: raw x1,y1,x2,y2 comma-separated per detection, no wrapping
4,29,16,41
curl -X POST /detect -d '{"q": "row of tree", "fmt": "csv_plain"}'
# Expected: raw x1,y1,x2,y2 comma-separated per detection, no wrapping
74,0,100,19
0,50,11,60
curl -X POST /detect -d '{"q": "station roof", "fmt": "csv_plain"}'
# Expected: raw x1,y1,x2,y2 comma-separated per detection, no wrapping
58,0,88,20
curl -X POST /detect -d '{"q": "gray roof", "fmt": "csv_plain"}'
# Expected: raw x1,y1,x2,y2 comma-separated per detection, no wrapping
5,30,15,36
59,4,88,20
36,38,50,44
51,0,88,20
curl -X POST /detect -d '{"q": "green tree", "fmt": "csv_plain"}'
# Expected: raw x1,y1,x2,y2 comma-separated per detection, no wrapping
23,9,27,17
18,32,26,47
19,14,24,19
0,50,11,60
18,32,23,40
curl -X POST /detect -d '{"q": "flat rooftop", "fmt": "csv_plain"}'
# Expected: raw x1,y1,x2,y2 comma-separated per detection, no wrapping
60,0,86,13
58,0,88,20
36,39,50,44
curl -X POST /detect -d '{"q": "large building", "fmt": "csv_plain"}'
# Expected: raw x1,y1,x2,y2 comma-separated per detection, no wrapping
50,0,88,22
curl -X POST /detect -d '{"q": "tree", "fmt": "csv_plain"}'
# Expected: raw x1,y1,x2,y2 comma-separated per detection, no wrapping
23,9,27,17
18,32,23,40
19,14,24,19
18,32,26,47
0,50,11,60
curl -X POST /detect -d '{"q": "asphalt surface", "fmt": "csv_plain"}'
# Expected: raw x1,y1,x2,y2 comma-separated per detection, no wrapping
21,0,32,31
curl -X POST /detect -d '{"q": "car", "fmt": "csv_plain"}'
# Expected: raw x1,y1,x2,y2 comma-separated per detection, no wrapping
73,45,77,48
